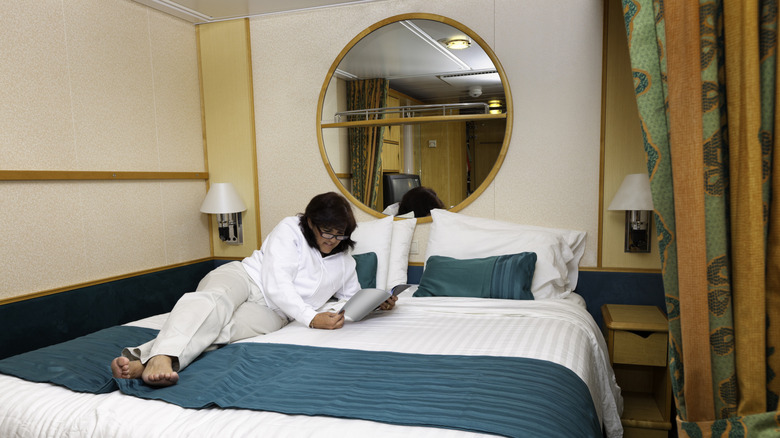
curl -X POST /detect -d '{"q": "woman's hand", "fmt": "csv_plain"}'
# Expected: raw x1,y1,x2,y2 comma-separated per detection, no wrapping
309,311,345,330
378,294,398,311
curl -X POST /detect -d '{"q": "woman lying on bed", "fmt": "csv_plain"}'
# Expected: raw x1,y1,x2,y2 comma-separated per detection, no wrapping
111,192,398,387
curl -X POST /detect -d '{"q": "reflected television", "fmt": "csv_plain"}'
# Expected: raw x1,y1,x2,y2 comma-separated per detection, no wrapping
382,173,421,209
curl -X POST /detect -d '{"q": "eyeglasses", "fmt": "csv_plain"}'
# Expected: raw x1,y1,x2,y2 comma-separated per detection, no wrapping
316,226,349,241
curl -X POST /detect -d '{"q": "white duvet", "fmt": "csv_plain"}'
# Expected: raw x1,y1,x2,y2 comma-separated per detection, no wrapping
0,293,623,438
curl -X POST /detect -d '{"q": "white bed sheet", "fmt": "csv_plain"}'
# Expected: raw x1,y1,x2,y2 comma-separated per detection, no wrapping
0,293,622,438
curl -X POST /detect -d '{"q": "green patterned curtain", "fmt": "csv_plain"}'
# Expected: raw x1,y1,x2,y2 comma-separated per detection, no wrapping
346,79,388,209
621,0,780,435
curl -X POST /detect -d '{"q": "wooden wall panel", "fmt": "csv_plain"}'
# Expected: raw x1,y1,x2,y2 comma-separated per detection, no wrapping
601,0,661,270
198,19,260,256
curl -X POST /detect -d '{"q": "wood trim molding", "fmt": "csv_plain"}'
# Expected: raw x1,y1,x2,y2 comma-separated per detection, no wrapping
0,170,208,181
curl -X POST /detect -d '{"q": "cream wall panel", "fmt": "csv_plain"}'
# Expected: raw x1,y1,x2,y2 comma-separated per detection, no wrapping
79,181,167,274
250,0,602,267
0,182,87,299
150,12,206,172
0,180,209,299
493,0,603,268
1,0,208,301
251,11,348,231
65,0,159,170
0,0,75,170
0,0,204,172
161,181,212,263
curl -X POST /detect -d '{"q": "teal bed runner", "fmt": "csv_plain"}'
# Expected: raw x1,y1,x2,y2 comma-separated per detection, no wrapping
0,326,601,438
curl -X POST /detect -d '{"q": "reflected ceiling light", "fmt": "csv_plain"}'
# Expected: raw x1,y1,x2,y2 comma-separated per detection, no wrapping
403,21,469,70
444,38,471,50
488,99,503,114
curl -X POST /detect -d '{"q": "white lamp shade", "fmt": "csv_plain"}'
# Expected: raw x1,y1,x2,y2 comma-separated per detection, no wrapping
608,173,654,211
200,183,247,214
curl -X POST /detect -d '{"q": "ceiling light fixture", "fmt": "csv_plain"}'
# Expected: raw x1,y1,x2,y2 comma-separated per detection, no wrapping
445,38,471,50
403,21,470,70
488,99,503,114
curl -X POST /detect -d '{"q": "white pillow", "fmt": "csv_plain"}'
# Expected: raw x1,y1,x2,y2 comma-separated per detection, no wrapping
473,220,587,290
428,209,587,289
350,216,394,290
382,202,399,216
425,209,577,300
387,218,417,287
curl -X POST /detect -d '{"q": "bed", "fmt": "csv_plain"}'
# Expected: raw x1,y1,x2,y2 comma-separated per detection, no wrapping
0,210,623,438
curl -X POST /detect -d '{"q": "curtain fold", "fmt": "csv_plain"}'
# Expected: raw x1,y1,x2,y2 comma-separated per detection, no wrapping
723,0,767,417
665,0,716,421
346,79,388,209
621,0,780,435
770,0,780,414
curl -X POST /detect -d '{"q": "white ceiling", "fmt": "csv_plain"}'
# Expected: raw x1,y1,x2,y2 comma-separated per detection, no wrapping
336,19,503,104
134,0,506,105
133,0,389,23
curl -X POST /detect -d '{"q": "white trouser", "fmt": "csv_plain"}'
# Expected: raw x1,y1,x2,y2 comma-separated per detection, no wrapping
122,261,287,371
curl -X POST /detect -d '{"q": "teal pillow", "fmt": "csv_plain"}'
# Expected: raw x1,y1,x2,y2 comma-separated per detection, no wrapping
413,253,536,300
352,252,377,289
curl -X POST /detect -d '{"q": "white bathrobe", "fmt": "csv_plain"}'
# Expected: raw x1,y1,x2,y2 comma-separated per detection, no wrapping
124,216,361,371
243,216,361,326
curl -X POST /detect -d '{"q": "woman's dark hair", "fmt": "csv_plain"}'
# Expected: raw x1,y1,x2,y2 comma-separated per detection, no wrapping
397,186,445,218
299,192,357,254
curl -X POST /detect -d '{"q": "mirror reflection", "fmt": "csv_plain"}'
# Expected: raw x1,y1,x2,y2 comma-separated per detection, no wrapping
319,15,510,217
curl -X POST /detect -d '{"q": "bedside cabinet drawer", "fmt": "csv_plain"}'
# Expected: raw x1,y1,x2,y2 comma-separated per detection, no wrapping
624,425,670,438
613,330,667,366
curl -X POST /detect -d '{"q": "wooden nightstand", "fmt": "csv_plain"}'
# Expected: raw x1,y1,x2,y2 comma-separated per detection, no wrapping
602,304,672,438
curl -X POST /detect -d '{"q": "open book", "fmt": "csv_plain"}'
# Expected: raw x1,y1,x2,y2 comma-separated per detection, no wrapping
340,284,412,322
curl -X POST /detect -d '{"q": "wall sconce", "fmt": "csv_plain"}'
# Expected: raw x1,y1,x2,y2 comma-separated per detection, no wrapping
608,173,654,253
200,182,247,245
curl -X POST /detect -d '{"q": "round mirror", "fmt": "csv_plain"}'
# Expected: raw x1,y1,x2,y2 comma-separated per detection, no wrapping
317,13,512,221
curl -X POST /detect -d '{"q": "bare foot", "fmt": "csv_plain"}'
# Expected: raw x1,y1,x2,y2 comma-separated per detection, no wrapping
141,355,179,387
111,356,144,379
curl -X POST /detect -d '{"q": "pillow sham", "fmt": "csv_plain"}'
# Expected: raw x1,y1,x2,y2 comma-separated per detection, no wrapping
351,252,377,289
425,209,576,300
351,216,394,290
387,218,417,288
426,209,587,290
414,253,536,300
494,221,587,290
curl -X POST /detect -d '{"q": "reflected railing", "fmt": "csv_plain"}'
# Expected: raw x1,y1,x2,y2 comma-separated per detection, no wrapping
333,103,490,123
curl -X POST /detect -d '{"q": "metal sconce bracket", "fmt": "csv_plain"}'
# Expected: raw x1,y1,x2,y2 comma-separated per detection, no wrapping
624,210,651,253
216,212,243,245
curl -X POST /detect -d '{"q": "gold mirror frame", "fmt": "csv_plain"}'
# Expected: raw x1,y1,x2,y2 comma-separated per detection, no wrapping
316,13,513,223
